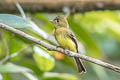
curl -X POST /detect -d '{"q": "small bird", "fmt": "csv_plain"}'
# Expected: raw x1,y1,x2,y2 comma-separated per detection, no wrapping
50,14,86,73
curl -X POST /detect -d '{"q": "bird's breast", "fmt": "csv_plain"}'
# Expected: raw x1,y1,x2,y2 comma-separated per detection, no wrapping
55,29,76,52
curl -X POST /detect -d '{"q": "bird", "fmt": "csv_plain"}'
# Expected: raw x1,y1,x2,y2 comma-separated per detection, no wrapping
50,14,86,73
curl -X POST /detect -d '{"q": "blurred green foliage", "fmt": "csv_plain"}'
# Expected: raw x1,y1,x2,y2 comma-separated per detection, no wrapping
33,46,55,72
0,10,120,80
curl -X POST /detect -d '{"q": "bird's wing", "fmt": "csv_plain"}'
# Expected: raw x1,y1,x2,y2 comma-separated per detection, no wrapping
67,30,86,73
67,30,79,53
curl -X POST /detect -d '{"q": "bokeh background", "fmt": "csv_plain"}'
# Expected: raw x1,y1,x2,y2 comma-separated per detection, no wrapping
0,0,120,80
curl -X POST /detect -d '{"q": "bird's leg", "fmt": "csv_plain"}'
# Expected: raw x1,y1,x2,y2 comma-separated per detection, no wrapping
64,48,71,56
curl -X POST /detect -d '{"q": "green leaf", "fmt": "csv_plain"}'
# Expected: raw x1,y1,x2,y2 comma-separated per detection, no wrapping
33,46,55,72
1,30,26,55
0,14,31,28
9,36,26,55
0,63,32,73
2,73,10,80
43,72,78,80
73,11,120,40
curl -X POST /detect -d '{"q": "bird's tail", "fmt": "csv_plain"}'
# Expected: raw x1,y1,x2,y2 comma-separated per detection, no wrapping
74,57,86,73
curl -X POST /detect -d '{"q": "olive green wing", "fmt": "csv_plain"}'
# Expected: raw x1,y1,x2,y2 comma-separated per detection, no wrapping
67,30,86,72
67,30,79,53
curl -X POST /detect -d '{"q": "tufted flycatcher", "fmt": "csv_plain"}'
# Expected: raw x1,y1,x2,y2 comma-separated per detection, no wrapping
50,14,86,73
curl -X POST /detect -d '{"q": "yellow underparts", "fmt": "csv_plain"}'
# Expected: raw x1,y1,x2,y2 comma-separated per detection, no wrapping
55,28,76,52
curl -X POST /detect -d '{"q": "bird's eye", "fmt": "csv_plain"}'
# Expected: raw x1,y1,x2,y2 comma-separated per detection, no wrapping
56,19,59,23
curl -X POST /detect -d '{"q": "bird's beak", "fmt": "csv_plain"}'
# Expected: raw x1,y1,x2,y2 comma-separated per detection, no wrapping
50,20,54,24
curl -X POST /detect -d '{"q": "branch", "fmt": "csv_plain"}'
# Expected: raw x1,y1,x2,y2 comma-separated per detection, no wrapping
0,23,120,73
0,0,120,13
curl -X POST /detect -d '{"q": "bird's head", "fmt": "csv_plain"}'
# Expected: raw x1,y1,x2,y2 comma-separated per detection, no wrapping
50,14,68,28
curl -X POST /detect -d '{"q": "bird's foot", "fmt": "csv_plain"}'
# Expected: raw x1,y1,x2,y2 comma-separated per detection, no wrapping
64,48,70,56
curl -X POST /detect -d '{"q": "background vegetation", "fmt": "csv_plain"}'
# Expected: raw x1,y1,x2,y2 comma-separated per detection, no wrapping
0,10,120,80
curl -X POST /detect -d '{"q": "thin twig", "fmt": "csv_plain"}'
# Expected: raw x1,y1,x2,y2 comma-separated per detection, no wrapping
0,33,14,64
0,23,120,73
16,2,27,19
15,3,56,43
0,54,9,64
0,44,33,64
10,44,33,58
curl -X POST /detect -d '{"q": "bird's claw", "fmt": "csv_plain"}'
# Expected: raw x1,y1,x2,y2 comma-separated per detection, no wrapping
64,48,70,55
